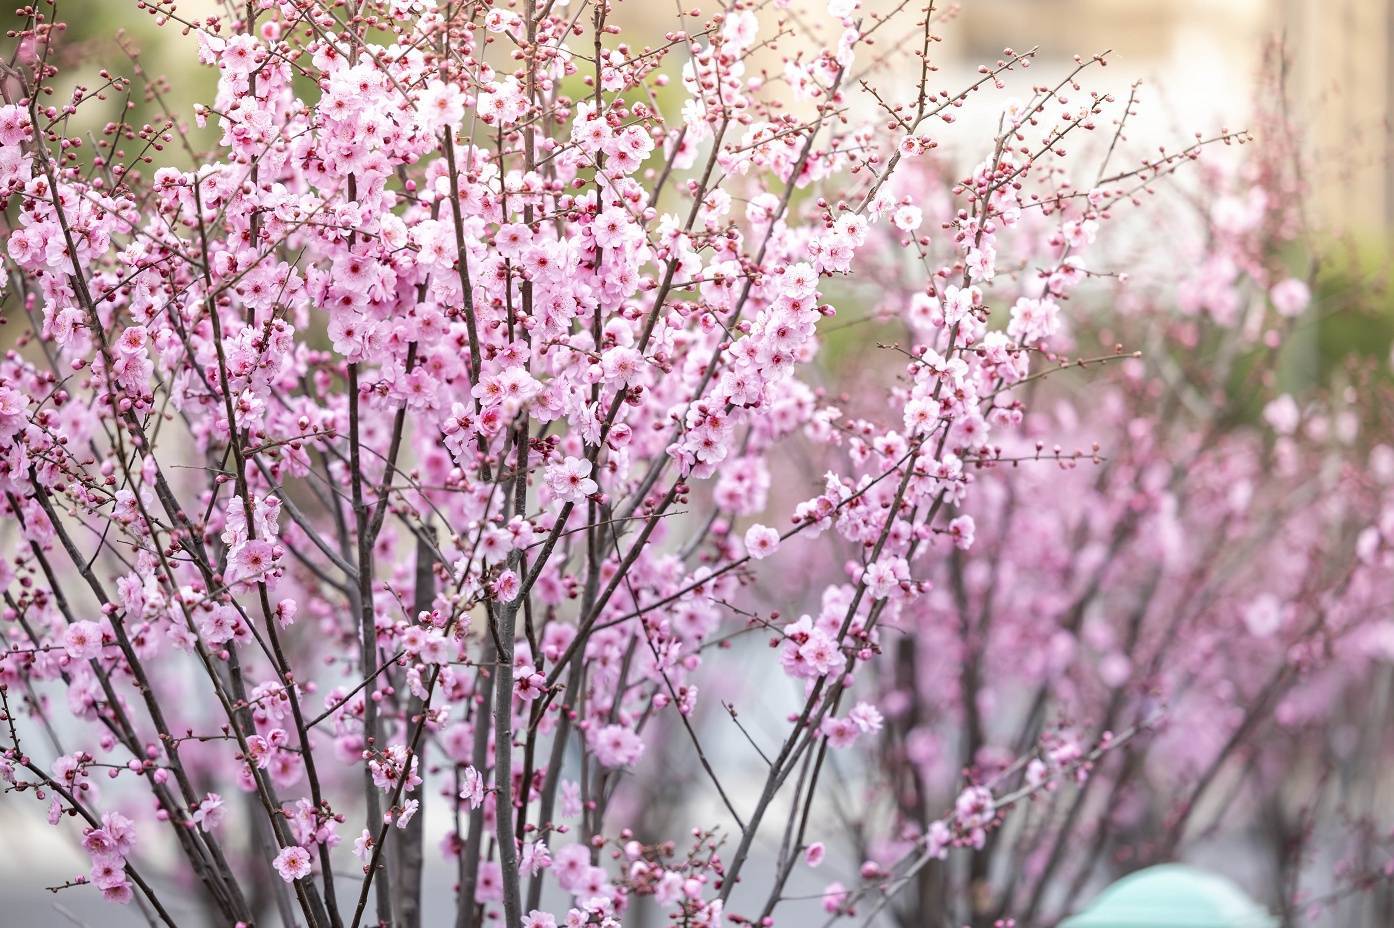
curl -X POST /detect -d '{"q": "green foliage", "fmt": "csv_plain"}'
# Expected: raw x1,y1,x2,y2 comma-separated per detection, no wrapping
1310,242,1394,378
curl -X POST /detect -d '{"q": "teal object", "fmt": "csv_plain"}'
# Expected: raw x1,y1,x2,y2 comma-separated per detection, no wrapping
1057,864,1276,928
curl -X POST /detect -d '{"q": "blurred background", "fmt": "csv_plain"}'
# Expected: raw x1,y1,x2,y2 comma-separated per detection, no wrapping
0,0,1390,924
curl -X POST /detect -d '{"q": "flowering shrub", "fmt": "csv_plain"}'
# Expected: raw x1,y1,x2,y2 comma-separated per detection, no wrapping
826,58,1394,927
0,2,1386,927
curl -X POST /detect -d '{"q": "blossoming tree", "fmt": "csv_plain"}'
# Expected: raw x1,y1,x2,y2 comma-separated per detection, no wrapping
838,70,1394,924
1,2,1385,928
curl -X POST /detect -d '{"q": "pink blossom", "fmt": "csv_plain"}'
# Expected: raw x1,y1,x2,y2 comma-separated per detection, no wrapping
821,716,861,748
492,569,521,602
475,861,504,903
520,841,552,877
1244,594,1284,638
947,514,975,551
228,539,278,585
1270,277,1311,317
822,882,849,914
273,846,312,883
63,621,104,661
90,856,128,890
459,766,485,810
589,724,645,768
353,830,374,864
0,105,32,145
891,204,922,232
546,456,597,504
744,524,780,559
82,827,120,860
848,702,884,733
191,793,226,831
1264,394,1301,434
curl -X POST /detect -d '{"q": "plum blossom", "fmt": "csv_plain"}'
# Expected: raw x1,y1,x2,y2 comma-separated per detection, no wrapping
546,457,598,504
63,621,105,661
1270,277,1311,317
460,766,486,810
589,725,645,768
273,846,312,882
744,524,780,559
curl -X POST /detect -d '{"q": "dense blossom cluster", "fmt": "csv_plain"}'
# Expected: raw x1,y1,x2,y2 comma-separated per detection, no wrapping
0,2,1385,927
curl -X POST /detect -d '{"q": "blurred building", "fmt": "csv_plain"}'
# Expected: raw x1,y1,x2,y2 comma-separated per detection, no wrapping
1280,0,1394,236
